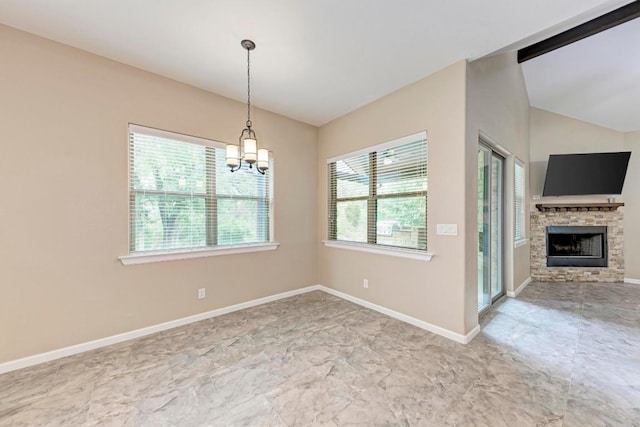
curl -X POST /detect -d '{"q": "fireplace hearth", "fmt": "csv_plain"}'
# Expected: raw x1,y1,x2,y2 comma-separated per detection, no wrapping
546,226,607,267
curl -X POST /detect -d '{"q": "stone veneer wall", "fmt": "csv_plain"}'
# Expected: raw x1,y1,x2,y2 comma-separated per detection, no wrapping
530,209,624,282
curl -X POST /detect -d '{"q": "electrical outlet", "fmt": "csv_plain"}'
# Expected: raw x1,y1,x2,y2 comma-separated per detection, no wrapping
363,279,369,289
198,288,206,299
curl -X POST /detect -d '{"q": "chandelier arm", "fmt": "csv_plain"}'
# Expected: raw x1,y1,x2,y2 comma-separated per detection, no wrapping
230,157,242,173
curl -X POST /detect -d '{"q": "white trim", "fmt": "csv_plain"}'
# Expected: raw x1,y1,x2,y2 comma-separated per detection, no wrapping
128,123,226,149
507,277,532,298
514,159,527,244
624,278,640,285
478,132,511,158
318,285,479,344
119,243,279,265
465,325,482,343
0,283,484,374
269,156,276,242
322,240,433,261
326,131,427,164
0,285,321,374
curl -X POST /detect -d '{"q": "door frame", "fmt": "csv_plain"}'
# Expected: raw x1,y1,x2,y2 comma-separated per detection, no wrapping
478,138,506,313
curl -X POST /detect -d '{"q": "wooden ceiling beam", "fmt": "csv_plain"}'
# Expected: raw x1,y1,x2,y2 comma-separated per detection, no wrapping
518,1,640,63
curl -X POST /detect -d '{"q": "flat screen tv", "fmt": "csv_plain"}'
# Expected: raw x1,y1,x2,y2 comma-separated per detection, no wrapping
542,152,631,196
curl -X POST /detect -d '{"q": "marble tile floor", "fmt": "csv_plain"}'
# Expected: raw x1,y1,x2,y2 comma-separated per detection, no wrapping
1,281,639,426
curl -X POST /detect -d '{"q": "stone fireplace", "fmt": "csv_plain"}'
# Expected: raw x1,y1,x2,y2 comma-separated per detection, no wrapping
531,204,624,282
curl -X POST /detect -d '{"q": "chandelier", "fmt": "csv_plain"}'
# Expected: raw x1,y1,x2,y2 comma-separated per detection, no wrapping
226,39,269,174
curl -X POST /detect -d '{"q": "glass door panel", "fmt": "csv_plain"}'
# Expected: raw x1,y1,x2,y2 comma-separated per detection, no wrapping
490,154,504,301
478,143,505,313
478,146,491,311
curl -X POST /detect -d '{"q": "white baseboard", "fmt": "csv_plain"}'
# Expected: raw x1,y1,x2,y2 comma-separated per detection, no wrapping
0,283,481,374
317,285,480,345
507,277,532,298
0,285,321,375
624,278,640,285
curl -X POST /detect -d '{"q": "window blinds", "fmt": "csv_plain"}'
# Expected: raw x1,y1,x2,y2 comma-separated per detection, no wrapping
515,161,525,242
128,125,272,253
328,132,428,250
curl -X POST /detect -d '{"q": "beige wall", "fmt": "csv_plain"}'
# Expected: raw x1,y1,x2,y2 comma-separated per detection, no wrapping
624,131,640,280
317,62,470,336
0,25,318,363
317,53,532,338
466,52,531,319
530,108,638,281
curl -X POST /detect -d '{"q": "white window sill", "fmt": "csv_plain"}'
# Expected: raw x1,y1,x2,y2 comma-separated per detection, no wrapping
119,243,279,265
322,240,433,261
514,239,529,248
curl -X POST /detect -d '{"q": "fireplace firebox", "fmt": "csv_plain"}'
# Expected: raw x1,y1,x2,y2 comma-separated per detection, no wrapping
546,226,608,267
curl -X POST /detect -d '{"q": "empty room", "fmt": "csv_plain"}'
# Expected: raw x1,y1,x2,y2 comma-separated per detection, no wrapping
1,0,639,425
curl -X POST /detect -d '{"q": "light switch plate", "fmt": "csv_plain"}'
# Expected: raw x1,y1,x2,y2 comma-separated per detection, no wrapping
437,224,458,236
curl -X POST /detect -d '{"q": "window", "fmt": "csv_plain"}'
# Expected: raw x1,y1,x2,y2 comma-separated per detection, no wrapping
128,125,272,254
514,160,526,242
327,132,427,251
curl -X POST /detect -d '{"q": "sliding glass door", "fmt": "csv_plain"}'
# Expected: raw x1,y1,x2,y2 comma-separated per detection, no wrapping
478,143,505,312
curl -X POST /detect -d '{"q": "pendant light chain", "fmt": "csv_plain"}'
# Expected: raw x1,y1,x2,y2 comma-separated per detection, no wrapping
246,46,251,128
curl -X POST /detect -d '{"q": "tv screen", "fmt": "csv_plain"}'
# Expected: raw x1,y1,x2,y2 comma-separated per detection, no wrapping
542,152,631,196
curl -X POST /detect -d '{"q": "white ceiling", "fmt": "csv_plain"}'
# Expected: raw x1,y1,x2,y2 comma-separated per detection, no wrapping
0,0,633,126
522,17,640,132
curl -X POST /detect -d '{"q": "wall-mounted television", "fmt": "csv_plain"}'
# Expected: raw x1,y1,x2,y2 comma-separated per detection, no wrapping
542,152,631,196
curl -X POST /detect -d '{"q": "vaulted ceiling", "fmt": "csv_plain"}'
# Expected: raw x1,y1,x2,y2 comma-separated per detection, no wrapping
0,0,634,127
522,16,640,132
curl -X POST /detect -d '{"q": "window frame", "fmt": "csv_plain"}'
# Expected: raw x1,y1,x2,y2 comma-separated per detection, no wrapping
120,124,276,265
514,159,527,245
325,132,432,261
